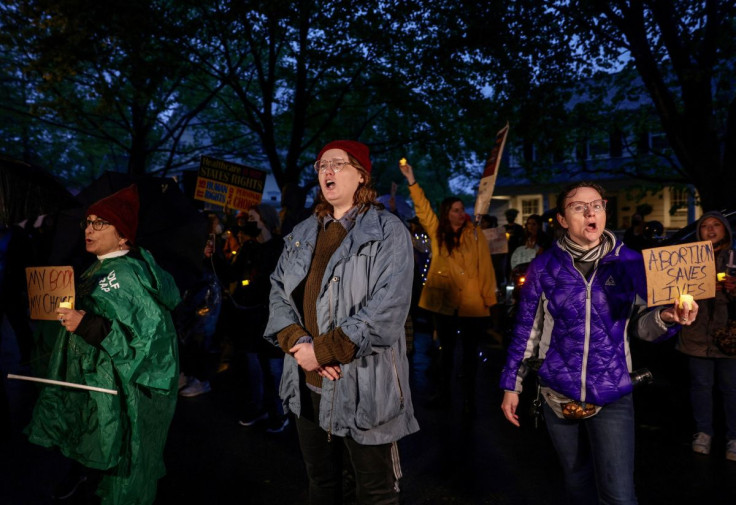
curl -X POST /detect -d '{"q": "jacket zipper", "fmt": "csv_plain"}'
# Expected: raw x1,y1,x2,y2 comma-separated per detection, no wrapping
581,281,592,402
326,276,339,442
328,276,339,330
391,348,405,410
566,248,597,404
327,384,337,442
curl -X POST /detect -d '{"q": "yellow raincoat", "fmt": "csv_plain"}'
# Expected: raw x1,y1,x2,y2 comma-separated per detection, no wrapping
409,183,497,316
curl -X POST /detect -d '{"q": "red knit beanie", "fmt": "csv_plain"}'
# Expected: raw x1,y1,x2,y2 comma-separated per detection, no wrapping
317,140,372,174
86,184,140,245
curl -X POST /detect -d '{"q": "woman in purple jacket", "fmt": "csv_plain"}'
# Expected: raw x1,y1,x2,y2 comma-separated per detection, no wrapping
500,182,696,505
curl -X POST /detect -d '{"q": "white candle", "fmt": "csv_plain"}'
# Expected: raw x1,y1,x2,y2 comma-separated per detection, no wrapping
679,293,694,310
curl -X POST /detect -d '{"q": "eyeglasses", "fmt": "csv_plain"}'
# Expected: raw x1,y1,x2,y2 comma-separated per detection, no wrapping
313,158,352,174
565,199,607,214
80,219,111,231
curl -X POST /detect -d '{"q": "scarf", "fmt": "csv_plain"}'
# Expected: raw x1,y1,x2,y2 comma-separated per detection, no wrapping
559,229,616,263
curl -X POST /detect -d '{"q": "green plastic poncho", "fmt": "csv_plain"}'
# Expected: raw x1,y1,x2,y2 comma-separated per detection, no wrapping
26,248,181,505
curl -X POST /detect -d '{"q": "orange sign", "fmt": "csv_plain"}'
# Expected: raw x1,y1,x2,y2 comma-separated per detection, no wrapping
195,156,266,211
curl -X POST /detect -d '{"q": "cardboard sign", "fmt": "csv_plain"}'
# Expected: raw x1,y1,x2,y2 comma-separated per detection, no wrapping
25,266,75,320
194,155,266,211
643,241,716,307
482,227,509,255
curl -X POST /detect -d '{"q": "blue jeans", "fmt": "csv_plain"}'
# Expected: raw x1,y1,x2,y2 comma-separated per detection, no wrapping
543,393,637,505
245,352,284,419
688,356,736,440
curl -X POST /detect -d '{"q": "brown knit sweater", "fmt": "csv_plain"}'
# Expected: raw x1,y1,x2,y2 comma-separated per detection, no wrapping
276,221,357,388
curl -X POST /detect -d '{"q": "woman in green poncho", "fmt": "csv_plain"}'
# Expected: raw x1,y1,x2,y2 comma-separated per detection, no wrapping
27,184,180,505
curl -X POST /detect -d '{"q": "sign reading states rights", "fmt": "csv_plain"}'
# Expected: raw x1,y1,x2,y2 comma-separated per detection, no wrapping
195,155,266,211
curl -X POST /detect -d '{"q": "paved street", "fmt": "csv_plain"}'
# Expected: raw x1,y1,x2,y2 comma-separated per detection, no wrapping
2,315,736,504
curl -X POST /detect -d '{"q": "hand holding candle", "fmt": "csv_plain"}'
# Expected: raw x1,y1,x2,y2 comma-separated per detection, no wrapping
57,301,85,333
398,158,415,185
672,293,697,325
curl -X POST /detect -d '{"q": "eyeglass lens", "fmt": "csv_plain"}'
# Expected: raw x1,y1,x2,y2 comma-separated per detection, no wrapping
81,219,110,230
314,159,348,172
568,200,606,213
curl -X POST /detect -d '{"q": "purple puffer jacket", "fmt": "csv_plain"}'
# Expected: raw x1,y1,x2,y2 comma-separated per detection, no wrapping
500,239,678,406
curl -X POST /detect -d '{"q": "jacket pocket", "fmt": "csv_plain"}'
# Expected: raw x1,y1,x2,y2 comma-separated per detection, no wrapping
354,348,404,429
422,269,454,311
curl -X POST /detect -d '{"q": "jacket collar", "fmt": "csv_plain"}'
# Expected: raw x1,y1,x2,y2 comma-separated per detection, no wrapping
341,206,384,254
292,206,385,254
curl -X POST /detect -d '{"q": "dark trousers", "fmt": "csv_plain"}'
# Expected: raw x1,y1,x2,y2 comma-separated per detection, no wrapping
295,390,400,505
434,313,487,404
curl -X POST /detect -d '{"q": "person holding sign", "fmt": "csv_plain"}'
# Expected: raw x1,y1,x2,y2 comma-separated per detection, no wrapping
500,182,694,505
399,160,497,415
26,185,181,505
675,211,736,460
265,140,418,503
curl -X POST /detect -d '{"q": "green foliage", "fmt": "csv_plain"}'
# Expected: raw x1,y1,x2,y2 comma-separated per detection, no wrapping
0,0,220,176
0,0,733,212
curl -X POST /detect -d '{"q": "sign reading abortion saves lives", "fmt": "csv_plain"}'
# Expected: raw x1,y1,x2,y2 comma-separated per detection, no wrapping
25,266,75,320
643,241,716,307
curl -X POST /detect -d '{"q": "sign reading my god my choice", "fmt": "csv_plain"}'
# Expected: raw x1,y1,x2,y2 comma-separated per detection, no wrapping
25,266,75,320
643,241,716,307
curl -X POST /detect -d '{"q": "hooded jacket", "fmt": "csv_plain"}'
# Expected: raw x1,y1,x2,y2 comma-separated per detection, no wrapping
27,248,180,505
500,239,680,406
677,211,735,358
264,206,419,445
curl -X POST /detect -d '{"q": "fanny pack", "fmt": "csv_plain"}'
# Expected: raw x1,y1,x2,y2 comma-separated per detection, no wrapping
541,386,602,420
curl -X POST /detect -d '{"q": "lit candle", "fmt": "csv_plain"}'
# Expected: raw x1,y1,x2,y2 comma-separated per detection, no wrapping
59,300,73,310
399,158,407,166
679,293,694,310
717,272,727,282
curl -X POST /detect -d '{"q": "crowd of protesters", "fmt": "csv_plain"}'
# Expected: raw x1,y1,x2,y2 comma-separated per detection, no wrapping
1,141,735,505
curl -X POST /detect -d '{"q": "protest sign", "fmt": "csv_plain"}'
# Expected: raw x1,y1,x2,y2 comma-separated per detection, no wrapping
25,266,75,320
194,156,266,211
473,122,509,221
643,241,716,307
482,227,509,255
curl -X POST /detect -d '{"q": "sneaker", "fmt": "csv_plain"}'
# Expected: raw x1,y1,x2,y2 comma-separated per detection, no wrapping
179,378,211,397
178,372,189,390
238,412,268,427
727,440,736,462
266,416,290,434
692,432,712,455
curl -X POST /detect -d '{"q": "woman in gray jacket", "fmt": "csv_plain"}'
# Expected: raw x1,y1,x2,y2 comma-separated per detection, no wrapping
264,140,418,504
